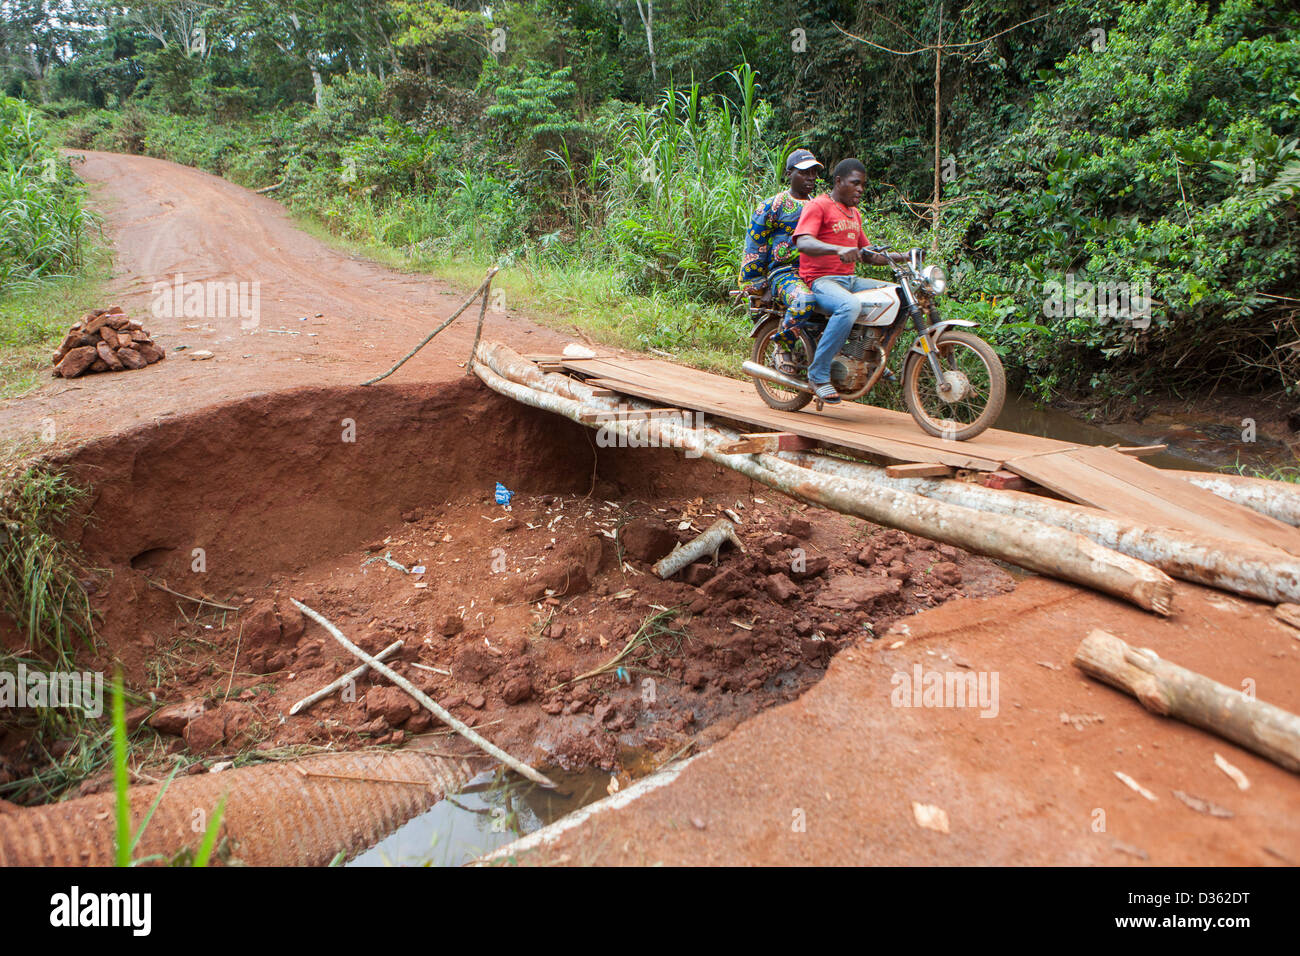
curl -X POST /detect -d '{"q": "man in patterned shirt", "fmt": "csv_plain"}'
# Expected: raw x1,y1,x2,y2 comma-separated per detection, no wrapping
739,148,822,374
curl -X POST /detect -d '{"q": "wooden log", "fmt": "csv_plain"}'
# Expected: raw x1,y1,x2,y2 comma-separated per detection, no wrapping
1073,629,1300,774
1168,470,1300,528
885,462,954,479
719,432,820,455
578,406,683,424
1115,444,1167,457
775,447,1300,605
471,341,1175,615
653,518,745,578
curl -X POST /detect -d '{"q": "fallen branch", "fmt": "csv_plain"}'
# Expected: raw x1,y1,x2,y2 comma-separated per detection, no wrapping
292,599,555,787
288,639,404,715
653,518,745,578
146,579,240,612
465,268,495,376
359,266,499,387
1074,629,1300,774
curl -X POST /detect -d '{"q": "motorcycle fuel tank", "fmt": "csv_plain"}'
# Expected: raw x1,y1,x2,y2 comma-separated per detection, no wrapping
853,286,900,327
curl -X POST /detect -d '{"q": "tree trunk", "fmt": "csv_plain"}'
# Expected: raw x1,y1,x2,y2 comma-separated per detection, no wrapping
1074,629,1300,774
636,0,658,84
774,448,1300,604
931,8,943,253
310,65,325,108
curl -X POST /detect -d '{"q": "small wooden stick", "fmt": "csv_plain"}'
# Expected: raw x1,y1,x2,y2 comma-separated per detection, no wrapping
146,578,239,611
361,266,500,386
653,518,745,579
1074,629,1300,774
295,767,431,787
465,267,497,376
292,599,555,787
288,639,404,715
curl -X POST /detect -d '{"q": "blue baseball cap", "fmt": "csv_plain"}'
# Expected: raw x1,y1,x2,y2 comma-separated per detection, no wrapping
786,149,823,171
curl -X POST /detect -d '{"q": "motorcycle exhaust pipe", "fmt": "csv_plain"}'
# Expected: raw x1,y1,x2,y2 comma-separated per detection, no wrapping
742,360,813,394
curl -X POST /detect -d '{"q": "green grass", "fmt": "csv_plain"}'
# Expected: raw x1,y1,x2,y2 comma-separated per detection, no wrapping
0,246,111,398
292,214,749,376
1225,460,1300,483
109,672,228,866
0,448,96,670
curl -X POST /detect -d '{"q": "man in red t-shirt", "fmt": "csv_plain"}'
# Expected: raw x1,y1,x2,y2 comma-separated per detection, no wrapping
793,158,905,403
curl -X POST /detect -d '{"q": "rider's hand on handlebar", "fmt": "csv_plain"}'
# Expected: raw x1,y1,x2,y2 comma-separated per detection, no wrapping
836,246,861,264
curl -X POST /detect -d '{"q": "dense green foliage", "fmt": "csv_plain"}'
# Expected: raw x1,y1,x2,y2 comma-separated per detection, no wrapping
5,0,1298,398
0,95,95,292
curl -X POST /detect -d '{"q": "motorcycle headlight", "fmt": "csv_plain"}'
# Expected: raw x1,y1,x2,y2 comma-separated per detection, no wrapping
922,265,947,294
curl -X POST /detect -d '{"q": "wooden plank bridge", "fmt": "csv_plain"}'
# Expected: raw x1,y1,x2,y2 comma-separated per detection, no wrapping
531,352,1300,558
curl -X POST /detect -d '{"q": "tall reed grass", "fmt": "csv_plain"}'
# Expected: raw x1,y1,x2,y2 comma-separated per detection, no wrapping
0,97,95,293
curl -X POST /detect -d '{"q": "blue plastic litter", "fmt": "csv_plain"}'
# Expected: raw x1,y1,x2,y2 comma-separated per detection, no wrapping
615,666,630,684
494,482,514,507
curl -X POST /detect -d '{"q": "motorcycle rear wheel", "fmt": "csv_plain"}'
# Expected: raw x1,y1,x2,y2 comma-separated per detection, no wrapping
901,329,1006,441
750,320,815,412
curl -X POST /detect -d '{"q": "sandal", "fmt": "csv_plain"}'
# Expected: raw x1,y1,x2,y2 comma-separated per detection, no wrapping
810,380,842,404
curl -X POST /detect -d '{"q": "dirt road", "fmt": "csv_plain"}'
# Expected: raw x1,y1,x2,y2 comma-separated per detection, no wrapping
4,153,1298,866
1,150,565,443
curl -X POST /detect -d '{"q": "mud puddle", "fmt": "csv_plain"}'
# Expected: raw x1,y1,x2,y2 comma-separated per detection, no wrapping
997,392,1294,473
348,761,629,867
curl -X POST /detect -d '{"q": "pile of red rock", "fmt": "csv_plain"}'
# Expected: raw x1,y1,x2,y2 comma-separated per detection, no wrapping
51,306,165,378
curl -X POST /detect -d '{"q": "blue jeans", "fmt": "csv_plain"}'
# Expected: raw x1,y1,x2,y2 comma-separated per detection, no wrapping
808,275,892,384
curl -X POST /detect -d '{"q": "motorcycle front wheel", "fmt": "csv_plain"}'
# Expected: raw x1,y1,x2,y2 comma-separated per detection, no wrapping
901,329,1006,441
750,320,815,412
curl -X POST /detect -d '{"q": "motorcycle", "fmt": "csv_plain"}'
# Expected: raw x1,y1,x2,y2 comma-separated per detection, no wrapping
739,245,1006,441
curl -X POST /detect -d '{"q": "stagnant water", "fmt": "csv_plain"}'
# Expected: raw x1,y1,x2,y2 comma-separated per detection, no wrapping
996,393,1295,473
347,764,623,867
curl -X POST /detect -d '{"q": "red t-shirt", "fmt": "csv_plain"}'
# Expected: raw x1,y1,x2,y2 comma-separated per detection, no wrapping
794,194,868,283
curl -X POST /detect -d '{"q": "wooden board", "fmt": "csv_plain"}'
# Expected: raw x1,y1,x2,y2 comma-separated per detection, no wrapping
563,358,1047,471
539,353,1300,556
1005,445,1300,556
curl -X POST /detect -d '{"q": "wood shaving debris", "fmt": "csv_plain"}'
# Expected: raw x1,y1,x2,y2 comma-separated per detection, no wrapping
1214,752,1250,790
1114,771,1158,801
1111,840,1149,860
911,802,950,833
1172,790,1233,818
1060,712,1105,730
